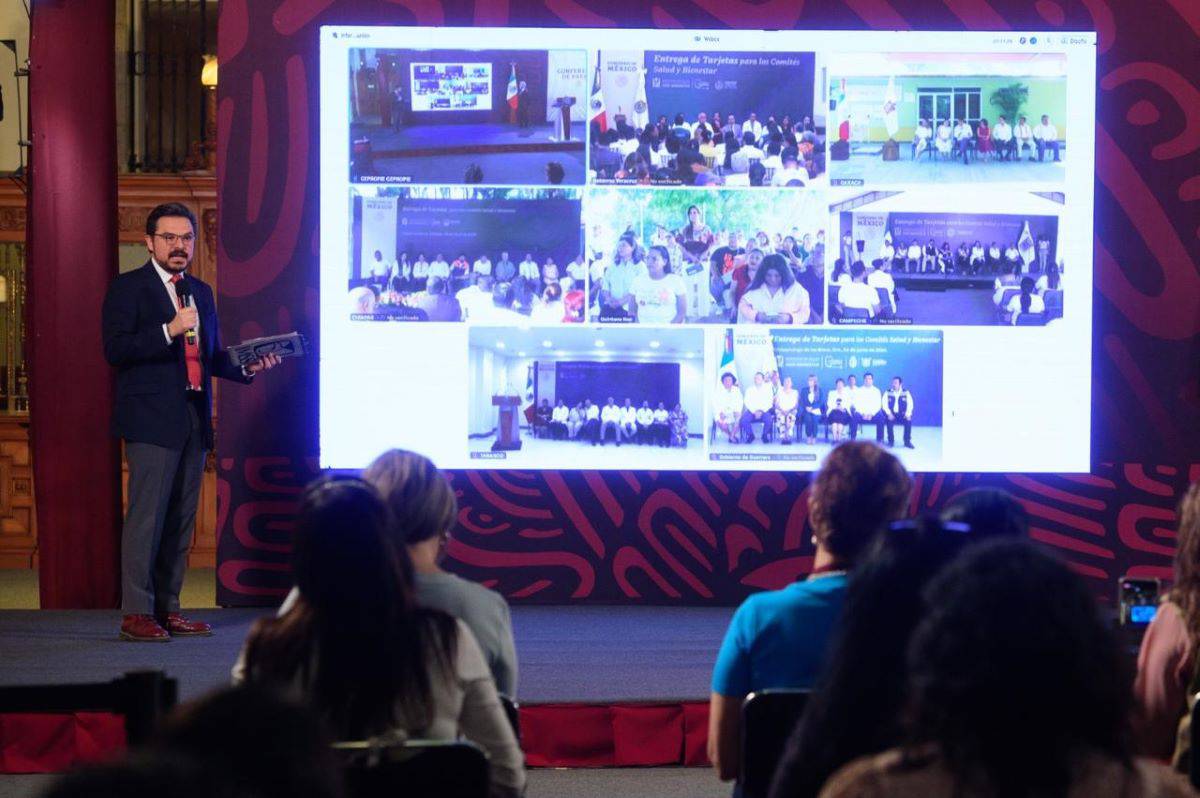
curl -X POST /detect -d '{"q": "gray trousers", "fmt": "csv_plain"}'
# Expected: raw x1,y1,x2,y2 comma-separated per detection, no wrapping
121,400,207,615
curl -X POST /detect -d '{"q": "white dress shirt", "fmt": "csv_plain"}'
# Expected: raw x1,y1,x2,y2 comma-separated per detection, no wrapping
152,259,201,344
993,121,1013,142
472,258,492,275
1007,293,1046,316
456,285,494,320
653,408,669,423
838,282,879,315
621,406,638,425
636,407,654,425
585,405,600,420
714,386,744,420
867,270,896,312
1034,122,1058,142
743,383,774,414
429,259,451,279
551,405,569,423
854,385,883,417
519,260,540,281
600,404,621,423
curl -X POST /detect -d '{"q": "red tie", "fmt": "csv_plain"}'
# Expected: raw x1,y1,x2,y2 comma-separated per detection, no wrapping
170,275,202,391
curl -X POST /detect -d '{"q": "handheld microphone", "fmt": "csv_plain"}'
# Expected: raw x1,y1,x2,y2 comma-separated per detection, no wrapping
175,280,197,345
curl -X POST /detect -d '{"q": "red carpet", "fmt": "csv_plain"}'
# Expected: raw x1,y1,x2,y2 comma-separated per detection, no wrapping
0,701,711,773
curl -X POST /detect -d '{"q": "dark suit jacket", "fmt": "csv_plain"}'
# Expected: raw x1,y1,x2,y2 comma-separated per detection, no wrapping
102,261,250,450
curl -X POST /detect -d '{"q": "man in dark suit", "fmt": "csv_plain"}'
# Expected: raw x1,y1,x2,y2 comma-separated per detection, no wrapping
102,203,279,642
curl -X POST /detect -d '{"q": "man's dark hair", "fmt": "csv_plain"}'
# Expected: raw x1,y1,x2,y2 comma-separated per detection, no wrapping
909,540,1133,797
146,202,197,236
850,261,866,280
939,488,1029,539
463,163,484,183
156,685,344,798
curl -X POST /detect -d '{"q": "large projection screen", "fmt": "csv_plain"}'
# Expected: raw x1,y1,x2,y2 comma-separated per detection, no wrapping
322,27,1097,472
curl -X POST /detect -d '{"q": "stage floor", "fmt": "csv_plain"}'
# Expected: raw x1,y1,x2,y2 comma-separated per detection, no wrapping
708,427,944,471
0,605,730,703
351,121,588,185
373,149,587,185
830,142,1065,184
467,435,705,469
355,122,585,152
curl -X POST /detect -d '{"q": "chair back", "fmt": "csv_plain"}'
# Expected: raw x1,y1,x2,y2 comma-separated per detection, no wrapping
1043,288,1063,318
499,695,520,741
998,287,1020,308
839,306,871,321
1014,311,1048,326
739,689,811,798
336,738,490,798
874,287,893,316
0,670,177,746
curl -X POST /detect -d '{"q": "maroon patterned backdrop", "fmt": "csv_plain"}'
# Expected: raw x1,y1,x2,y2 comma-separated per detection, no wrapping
215,0,1200,607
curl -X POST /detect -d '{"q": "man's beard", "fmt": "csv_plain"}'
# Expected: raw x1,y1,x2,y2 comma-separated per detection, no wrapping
161,251,191,273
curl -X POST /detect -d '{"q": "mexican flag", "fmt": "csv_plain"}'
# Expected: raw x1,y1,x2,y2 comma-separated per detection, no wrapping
589,52,607,132
506,65,519,122
718,329,737,385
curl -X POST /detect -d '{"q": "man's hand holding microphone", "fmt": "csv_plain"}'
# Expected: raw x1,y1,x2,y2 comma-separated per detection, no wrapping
167,305,198,340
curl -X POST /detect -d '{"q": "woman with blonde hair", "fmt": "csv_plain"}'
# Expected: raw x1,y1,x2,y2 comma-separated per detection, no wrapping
364,449,518,700
1133,480,1200,762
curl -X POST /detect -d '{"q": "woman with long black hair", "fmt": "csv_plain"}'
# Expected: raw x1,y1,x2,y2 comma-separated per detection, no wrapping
239,478,525,798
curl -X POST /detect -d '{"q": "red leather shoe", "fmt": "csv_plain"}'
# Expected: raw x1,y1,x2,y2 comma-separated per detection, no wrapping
120,614,170,642
159,613,213,637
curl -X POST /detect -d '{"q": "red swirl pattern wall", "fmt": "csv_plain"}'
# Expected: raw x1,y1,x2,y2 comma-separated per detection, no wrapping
215,0,1200,606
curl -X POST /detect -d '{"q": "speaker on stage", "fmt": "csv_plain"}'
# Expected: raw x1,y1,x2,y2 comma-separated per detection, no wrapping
552,96,576,142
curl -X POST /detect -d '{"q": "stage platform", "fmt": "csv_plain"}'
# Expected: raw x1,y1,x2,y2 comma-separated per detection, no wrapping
0,605,732,773
830,141,1065,184
355,122,585,157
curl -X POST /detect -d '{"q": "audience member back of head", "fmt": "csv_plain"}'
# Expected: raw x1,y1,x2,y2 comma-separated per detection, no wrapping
365,448,519,698
39,752,239,798
708,442,911,782
769,514,974,798
939,487,1029,539
819,539,1197,798
154,684,344,798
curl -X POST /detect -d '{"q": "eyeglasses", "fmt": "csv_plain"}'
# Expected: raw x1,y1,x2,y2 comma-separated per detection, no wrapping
154,233,196,246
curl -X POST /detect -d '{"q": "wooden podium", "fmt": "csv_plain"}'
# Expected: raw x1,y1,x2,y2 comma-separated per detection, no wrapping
492,395,522,451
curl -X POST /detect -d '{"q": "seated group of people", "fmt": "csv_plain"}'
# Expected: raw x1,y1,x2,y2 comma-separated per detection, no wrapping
872,233,1057,277
712,372,916,448
352,248,587,323
912,113,1062,164
709,442,1200,798
589,214,825,325
589,110,823,187
532,397,690,447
